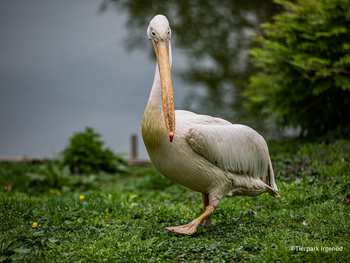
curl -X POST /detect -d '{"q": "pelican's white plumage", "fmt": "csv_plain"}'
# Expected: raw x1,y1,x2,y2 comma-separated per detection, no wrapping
142,15,279,235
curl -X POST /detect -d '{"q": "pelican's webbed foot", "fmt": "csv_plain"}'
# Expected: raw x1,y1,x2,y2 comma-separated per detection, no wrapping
165,205,215,235
165,220,200,235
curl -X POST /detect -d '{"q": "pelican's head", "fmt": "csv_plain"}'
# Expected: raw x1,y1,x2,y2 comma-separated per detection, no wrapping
147,15,175,143
147,15,171,42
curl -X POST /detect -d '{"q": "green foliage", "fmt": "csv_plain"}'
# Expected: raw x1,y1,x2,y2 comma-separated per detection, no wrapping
61,127,129,175
0,162,118,196
246,0,350,137
1,140,350,262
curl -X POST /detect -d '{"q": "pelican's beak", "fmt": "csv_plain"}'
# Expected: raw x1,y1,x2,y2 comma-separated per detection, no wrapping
152,40,175,142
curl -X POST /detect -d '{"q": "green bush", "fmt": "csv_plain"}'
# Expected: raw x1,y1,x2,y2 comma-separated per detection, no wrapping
245,0,350,137
61,127,128,175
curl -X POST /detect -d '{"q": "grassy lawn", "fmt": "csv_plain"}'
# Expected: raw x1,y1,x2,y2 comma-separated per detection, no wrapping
1,140,349,262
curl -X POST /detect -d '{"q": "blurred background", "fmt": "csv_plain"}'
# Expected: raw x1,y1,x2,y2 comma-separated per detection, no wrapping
2,0,348,160
0,0,279,159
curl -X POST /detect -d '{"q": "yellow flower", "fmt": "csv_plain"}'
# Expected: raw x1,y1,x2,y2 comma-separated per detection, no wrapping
4,186,8,190
50,189,55,194
55,190,61,195
243,218,248,220
33,222,38,227
79,195,84,200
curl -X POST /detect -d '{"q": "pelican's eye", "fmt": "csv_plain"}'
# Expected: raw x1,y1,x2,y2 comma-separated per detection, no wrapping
166,29,171,39
151,30,156,37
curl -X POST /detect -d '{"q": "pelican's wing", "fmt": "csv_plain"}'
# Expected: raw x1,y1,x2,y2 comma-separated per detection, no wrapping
186,124,277,190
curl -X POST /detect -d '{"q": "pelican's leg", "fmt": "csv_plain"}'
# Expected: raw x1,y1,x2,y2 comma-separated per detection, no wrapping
165,205,215,235
202,193,214,226
165,192,219,235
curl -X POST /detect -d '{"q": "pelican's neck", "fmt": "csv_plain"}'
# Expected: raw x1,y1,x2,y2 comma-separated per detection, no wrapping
148,41,173,109
142,41,173,151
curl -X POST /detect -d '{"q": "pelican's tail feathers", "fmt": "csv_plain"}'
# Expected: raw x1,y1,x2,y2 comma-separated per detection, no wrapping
265,184,280,199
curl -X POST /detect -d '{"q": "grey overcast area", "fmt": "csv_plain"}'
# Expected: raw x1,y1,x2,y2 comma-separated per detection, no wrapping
0,0,189,159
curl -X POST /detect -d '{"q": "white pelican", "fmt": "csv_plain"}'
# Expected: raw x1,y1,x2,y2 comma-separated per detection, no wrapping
141,15,279,235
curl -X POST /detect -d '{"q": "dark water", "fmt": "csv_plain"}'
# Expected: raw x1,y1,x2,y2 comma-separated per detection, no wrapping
102,0,280,133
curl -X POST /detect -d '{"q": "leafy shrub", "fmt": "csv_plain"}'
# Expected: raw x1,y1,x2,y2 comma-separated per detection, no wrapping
61,127,128,175
245,0,350,137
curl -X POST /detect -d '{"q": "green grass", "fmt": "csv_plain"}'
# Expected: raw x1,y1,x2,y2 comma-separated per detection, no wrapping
1,140,349,262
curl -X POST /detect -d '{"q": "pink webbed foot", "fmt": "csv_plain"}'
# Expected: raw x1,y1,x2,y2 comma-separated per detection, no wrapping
165,220,200,235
